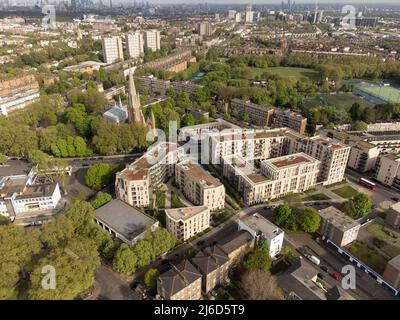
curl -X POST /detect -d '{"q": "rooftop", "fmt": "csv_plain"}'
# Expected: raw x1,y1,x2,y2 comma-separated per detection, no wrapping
191,245,229,275
240,213,283,239
158,260,202,298
95,199,158,242
165,206,208,222
318,206,360,232
219,231,254,255
267,153,314,169
177,161,222,188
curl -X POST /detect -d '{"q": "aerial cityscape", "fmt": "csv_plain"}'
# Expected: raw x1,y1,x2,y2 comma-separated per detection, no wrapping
1,0,400,306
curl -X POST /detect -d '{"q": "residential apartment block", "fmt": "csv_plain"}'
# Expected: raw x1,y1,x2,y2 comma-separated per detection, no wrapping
326,130,380,173
374,153,400,189
317,206,360,247
230,98,275,126
115,142,185,207
0,74,40,116
0,171,61,220
207,128,350,186
165,206,210,241
286,131,351,185
238,213,284,258
199,22,214,37
192,245,230,293
102,36,124,64
157,260,202,300
125,31,144,59
175,160,225,211
273,109,307,135
222,153,320,205
144,30,161,52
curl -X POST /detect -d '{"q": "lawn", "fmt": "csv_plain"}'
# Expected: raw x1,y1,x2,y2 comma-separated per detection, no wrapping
170,191,185,208
265,67,321,81
332,186,359,199
305,93,374,110
367,223,400,258
348,241,387,275
356,83,400,104
302,193,331,202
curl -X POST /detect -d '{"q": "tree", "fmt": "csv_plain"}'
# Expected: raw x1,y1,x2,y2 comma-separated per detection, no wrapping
144,268,160,289
353,121,368,131
281,246,299,266
145,228,176,259
342,193,372,219
181,113,195,127
349,103,363,121
40,215,74,248
112,243,137,275
65,199,96,237
91,192,113,209
0,225,41,299
84,163,113,191
133,239,154,268
28,149,50,166
83,88,108,114
0,153,7,165
28,237,100,300
297,208,321,234
274,205,292,227
241,270,284,300
243,240,272,271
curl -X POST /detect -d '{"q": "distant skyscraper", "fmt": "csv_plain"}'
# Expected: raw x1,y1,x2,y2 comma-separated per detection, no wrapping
245,11,254,24
245,3,252,12
143,30,161,52
102,36,124,64
199,22,213,37
126,31,144,59
109,0,112,8
228,9,236,20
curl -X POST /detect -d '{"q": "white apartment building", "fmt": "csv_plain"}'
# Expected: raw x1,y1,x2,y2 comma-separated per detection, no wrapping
0,172,61,219
317,206,360,247
326,130,380,173
165,206,210,241
238,213,284,258
125,31,144,59
144,30,161,52
175,160,225,211
0,88,40,116
199,22,213,37
102,36,124,64
245,11,254,23
115,142,185,207
235,12,242,23
374,153,400,189
206,128,289,164
228,10,237,19
286,131,351,185
222,153,320,205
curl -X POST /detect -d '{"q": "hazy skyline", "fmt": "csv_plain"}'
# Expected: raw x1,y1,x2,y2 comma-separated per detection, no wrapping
145,0,400,3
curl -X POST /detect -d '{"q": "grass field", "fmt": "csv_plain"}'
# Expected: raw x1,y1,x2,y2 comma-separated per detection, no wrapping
304,93,375,110
302,193,331,202
356,83,400,104
367,223,400,258
265,67,321,81
332,186,359,199
348,241,387,275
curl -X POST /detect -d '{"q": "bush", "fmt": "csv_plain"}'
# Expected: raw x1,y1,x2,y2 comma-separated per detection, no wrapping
144,268,160,289
91,192,112,209
85,163,113,191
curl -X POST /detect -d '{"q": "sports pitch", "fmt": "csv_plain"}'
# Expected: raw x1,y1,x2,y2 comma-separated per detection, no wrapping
356,83,400,104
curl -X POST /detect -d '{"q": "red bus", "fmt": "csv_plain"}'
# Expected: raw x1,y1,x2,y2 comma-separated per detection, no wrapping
359,178,376,191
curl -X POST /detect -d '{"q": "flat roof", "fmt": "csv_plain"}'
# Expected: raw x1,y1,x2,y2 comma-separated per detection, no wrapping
165,206,208,221
318,206,360,232
268,153,313,169
240,213,283,239
95,199,157,241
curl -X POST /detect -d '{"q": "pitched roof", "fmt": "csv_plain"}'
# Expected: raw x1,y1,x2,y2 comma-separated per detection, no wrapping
158,260,202,297
191,245,229,274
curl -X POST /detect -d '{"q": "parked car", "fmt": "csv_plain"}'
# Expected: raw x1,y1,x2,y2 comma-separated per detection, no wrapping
307,255,321,266
330,272,341,281
320,265,329,273
317,273,324,279
197,240,205,246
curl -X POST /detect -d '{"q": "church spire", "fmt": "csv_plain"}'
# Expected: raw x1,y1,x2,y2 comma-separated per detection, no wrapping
127,66,144,125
